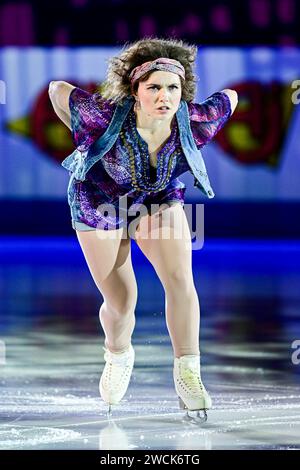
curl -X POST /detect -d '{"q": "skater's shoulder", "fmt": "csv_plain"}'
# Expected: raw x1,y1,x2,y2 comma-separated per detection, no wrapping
69,87,118,149
70,87,117,122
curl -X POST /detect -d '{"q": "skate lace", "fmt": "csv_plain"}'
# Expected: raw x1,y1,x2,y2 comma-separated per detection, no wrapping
181,366,204,395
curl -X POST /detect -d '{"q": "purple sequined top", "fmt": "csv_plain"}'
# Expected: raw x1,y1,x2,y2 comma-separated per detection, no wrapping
68,87,231,230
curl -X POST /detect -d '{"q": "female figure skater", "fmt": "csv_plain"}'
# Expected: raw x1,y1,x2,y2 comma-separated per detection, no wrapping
49,38,237,421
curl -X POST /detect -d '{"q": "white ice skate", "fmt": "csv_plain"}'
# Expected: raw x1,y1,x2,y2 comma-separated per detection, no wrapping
173,354,212,423
99,343,135,413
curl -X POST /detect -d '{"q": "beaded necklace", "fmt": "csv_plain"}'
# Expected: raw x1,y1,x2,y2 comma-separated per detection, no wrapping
119,110,181,194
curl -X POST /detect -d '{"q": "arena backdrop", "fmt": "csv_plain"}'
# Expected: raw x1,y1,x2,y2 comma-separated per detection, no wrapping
0,46,299,202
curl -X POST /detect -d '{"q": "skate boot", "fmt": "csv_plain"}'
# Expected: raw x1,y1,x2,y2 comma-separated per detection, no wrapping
173,354,212,423
99,343,135,413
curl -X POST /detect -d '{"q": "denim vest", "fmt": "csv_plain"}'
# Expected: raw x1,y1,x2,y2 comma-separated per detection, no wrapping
61,96,215,198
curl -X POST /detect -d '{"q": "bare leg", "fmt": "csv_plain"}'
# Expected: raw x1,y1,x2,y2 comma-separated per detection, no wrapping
134,204,200,358
76,228,137,353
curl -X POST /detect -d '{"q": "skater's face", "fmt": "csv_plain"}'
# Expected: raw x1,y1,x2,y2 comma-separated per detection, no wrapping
134,71,182,120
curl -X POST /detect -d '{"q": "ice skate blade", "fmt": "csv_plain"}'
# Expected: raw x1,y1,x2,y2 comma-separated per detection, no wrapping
185,409,207,424
178,396,208,423
107,404,112,417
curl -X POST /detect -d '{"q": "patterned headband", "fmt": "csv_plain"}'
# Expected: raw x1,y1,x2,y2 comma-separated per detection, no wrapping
129,57,185,85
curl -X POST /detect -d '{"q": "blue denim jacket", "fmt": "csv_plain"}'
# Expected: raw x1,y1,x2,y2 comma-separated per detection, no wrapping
61,96,215,198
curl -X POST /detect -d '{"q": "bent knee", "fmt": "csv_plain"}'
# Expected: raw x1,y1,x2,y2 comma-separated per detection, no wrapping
105,290,137,316
165,266,193,290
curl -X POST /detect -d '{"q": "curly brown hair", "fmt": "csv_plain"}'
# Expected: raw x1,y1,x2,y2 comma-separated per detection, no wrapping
100,37,198,104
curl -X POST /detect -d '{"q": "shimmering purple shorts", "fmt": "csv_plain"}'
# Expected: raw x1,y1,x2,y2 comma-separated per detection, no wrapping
71,198,184,233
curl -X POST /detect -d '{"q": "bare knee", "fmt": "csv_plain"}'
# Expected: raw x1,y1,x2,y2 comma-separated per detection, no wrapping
102,288,137,317
164,266,194,293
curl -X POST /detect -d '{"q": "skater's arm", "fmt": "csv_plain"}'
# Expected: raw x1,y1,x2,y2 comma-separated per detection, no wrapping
188,89,238,148
220,89,238,115
49,84,116,148
48,81,75,130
